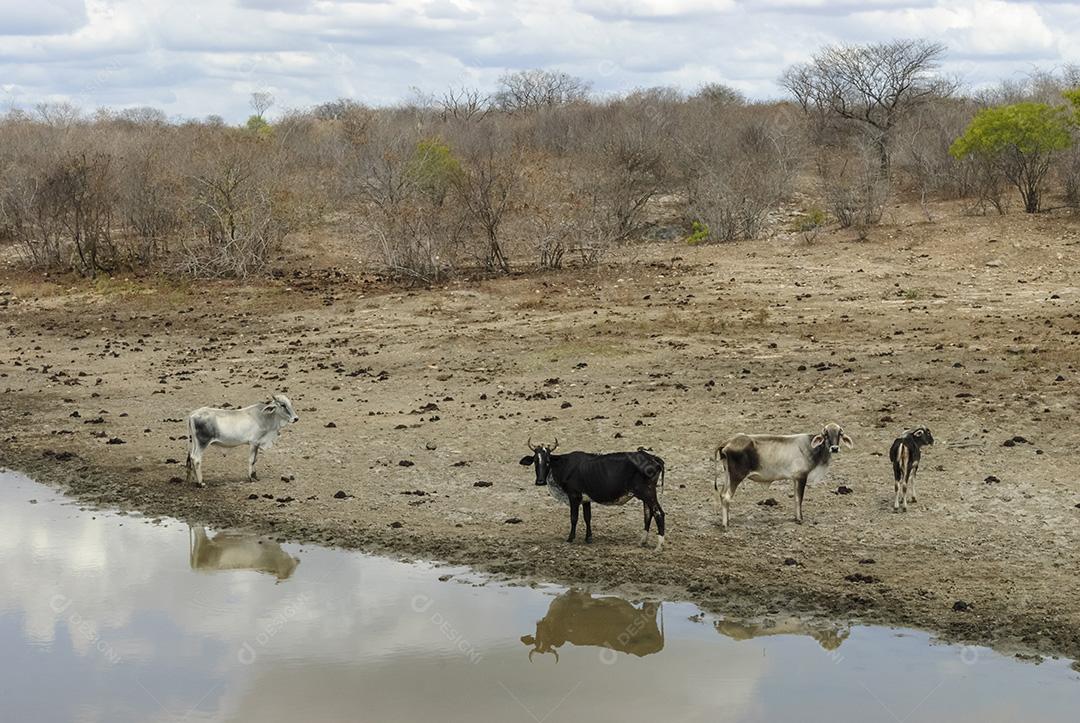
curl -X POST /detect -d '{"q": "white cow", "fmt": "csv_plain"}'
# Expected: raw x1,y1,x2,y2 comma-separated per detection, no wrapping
185,394,299,487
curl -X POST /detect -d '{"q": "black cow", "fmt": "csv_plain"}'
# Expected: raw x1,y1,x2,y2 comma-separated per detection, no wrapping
889,426,934,512
519,439,666,550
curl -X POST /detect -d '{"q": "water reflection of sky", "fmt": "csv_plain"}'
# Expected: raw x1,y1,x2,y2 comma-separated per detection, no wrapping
0,469,1077,723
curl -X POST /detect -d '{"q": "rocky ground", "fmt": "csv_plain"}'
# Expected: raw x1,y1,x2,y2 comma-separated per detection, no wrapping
2,204,1080,664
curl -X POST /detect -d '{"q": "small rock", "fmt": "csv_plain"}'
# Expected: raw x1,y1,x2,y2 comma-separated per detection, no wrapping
247,494,259,500
106,437,126,445
325,422,337,428
474,480,492,488
758,498,779,507
504,517,523,524
333,490,349,499
389,521,404,529
782,558,799,566
859,558,876,565
399,460,415,467
985,475,1001,484
953,600,972,612
834,486,853,495
28,499,37,504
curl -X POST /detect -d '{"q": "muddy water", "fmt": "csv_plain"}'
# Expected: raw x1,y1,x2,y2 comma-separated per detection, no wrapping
0,470,1076,723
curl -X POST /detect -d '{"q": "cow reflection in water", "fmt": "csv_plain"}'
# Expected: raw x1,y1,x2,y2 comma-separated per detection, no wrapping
188,527,300,582
714,617,850,651
521,590,663,662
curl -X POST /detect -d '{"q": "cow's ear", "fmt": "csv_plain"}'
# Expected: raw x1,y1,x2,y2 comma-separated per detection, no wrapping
520,635,535,645
810,435,825,448
519,455,534,466
262,404,276,415
841,434,854,449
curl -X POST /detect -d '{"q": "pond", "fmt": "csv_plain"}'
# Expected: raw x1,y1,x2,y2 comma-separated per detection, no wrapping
0,469,1076,722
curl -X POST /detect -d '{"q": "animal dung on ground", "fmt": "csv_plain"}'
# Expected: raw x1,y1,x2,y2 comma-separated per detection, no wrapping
474,480,492,487
504,517,523,524
758,498,779,507
845,573,879,584
833,486,853,495
985,475,1001,484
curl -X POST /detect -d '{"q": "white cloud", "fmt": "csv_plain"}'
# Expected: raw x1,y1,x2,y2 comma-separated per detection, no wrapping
0,0,1078,119
0,0,88,36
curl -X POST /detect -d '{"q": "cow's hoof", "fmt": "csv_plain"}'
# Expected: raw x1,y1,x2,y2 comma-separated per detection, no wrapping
566,537,575,543
585,536,593,544
195,482,206,489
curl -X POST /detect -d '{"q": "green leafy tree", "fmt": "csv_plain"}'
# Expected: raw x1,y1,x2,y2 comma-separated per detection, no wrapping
950,102,1073,213
408,138,463,205
245,114,272,137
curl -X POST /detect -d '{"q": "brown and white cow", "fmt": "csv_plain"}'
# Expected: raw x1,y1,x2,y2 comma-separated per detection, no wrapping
714,422,852,528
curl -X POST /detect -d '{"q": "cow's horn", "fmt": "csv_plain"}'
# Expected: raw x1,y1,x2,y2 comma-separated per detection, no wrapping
550,437,559,451
551,649,560,664
528,649,535,663
527,436,534,451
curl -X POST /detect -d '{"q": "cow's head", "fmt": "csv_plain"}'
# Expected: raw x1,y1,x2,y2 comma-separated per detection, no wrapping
519,437,558,486
912,427,934,446
263,394,300,424
811,422,852,454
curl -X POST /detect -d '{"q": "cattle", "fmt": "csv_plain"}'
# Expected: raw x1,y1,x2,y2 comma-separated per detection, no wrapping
521,590,663,662
185,394,299,487
519,438,666,550
714,616,850,651
714,422,852,528
189,526,300,581
889,426,934,512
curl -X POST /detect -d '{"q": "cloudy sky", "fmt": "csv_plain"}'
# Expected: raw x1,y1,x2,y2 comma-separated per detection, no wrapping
2,0,1080,121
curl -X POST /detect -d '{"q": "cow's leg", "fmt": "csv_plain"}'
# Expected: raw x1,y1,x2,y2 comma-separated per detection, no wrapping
794,475,808,524
908,462,919,503
248,444,259,481
720,476,741,529
582,501,593,543
639,488,665,551
567,495,581,543
641,502,653,546
893,478,902,512
897,445,909,512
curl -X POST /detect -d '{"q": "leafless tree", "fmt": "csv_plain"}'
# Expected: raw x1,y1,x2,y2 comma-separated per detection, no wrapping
437,86,491,122
250,91,275,120
782,39,952,172
692,82,746,106
494,69,591,113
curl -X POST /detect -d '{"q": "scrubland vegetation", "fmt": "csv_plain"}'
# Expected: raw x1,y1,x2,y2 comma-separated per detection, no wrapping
4,39,1080,281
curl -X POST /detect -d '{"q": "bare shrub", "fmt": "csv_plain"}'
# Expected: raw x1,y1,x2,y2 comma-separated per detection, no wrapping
818,146,889,238
678,104,799,241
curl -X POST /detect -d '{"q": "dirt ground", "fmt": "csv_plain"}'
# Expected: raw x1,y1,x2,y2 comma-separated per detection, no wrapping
3,202,1080,664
